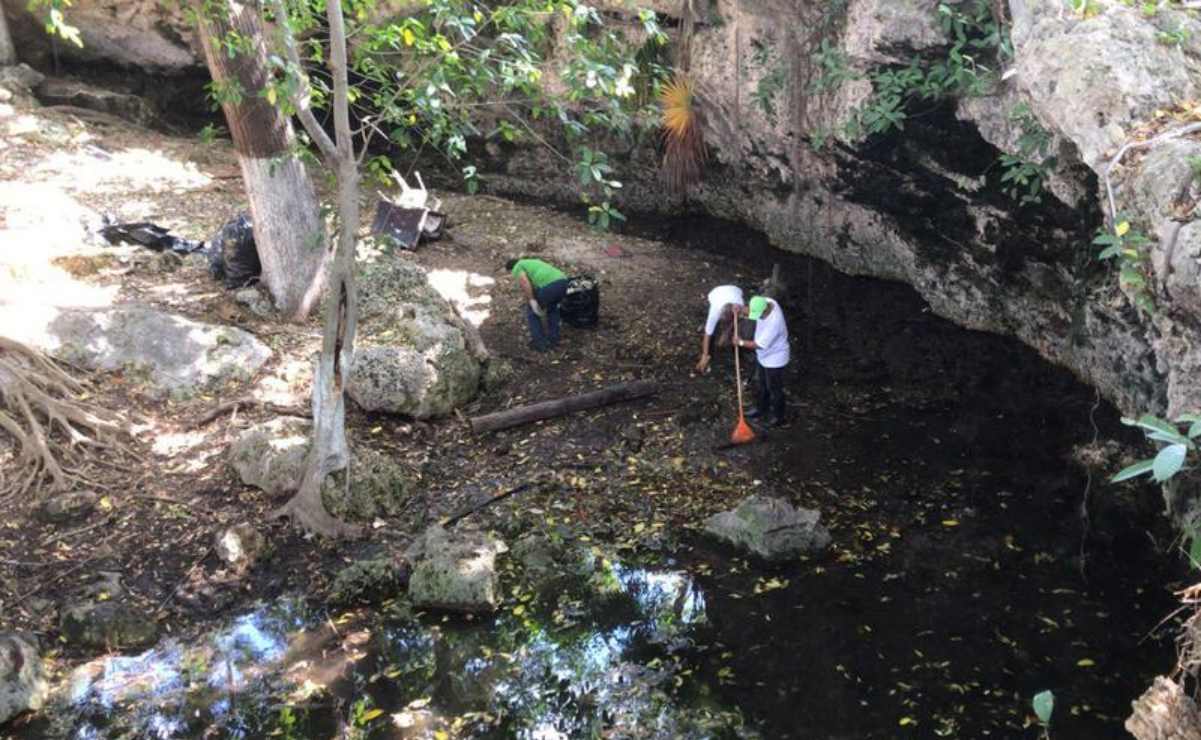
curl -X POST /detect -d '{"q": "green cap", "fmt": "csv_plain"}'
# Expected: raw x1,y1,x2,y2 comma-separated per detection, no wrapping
747,296,769,321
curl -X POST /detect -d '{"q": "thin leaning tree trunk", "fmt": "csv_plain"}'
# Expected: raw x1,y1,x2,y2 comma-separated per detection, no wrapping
0,7,16,66
195,0,327,321
271,0,360,537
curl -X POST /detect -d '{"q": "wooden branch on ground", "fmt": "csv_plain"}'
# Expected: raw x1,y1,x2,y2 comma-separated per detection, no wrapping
441,483,532,528
189,397,310,428
469,380,659,434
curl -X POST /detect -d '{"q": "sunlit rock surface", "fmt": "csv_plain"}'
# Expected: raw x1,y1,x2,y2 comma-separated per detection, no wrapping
0,304,270,399
404,525,507,613
703,494,831,561
228,417,411,521
348,256,488,419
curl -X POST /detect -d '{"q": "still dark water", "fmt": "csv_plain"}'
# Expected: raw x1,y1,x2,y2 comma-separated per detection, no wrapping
13,216,1185,739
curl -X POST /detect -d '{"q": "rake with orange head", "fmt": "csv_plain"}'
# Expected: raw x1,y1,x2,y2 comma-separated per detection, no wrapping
730,310,756,445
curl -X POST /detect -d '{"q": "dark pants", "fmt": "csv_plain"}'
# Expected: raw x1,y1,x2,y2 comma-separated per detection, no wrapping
527,278,569,347
756,363,787,421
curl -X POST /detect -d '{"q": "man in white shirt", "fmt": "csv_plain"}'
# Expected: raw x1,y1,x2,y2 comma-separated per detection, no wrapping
695,284,745,372
734,295,790,426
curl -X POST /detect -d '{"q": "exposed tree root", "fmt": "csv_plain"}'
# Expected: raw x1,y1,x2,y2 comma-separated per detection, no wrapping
0,336,130,500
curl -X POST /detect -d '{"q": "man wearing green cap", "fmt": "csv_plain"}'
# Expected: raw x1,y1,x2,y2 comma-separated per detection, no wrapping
507,257,570,352
734,295,790,426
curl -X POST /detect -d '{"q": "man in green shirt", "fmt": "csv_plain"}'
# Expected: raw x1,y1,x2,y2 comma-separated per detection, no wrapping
506,257,570,352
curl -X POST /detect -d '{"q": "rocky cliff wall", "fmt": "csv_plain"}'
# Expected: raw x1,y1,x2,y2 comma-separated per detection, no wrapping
486,0,1201,427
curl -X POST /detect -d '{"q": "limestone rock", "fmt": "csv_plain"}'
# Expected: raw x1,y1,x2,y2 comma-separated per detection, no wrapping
233,286,274,318
842,0,945,64
229,418,411,521
35,78,156,126
1011,1,1201,171
0,64,44,93
512,532,598,580
404,525,507,613
481,357,515,392
229,417,311,498
2,0,201,73
60,601,158,651
348,257,485,419
329,556,404,606
703,495,831,561
0,305,271,399
0,633,47,726
34,489,99,524
214,523,266,572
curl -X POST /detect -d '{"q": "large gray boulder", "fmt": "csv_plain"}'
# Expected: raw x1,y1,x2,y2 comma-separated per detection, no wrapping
1,0,201,73
228,417,411,521
0,304,271,399
348,257,487,419
405,525,507,613
1010,1,1201,172
0,633,47,725
703,495,831,561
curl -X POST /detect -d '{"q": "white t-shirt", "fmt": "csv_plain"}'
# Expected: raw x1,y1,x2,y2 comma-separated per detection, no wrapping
705,285,744,336
753,298,790,368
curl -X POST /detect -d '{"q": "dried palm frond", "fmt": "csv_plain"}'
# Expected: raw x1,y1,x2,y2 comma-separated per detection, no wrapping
659,74,706,195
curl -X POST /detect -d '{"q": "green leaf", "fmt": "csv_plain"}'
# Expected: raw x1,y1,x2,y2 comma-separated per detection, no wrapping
1097,245,1123,260
1129,414,1180,439
1189,533,1201,570
1189,421,1201,440
1032,690,1054,725
1153,444,1188,482
1111,458,1155,483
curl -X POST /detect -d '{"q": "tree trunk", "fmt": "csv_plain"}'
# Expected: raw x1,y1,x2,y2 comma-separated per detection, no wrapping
195,1,326,321
271,0,359,537
470,381,659,434
0,6,16,66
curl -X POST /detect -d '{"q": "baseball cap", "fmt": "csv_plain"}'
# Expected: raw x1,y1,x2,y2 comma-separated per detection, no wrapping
747,296,769,321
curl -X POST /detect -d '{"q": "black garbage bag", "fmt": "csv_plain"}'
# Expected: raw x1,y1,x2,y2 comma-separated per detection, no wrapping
207,213,261,289
99,220,205,254
561,275,599,329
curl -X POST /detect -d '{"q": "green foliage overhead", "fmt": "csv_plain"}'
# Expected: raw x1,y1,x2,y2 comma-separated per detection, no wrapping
190,0,666,230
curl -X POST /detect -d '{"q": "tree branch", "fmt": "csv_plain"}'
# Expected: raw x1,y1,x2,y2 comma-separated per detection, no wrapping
265,0,339,163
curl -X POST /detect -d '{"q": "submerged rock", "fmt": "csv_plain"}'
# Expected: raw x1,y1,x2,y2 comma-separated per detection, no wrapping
349,257,487,419
703,495,831,561
60,601,158,651
59,573,158,651
0,633,47,725
0,305,271,399
228,418,411,521
405,525,507,613
330,556,405,606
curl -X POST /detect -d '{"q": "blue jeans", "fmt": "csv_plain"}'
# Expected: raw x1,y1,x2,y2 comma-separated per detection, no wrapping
527,278,569,347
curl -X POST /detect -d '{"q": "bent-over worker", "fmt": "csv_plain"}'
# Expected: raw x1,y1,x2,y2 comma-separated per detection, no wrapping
695,284,745,372
507,257,570,352
735,295,790,427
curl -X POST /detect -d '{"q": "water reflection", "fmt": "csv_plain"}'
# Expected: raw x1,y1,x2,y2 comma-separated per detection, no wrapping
33,562,732,739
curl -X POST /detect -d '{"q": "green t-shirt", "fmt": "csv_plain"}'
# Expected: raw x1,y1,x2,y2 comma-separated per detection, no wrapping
511,258,566,288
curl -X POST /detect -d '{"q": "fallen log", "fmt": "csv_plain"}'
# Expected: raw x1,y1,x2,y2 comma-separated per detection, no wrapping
470,380,658,434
